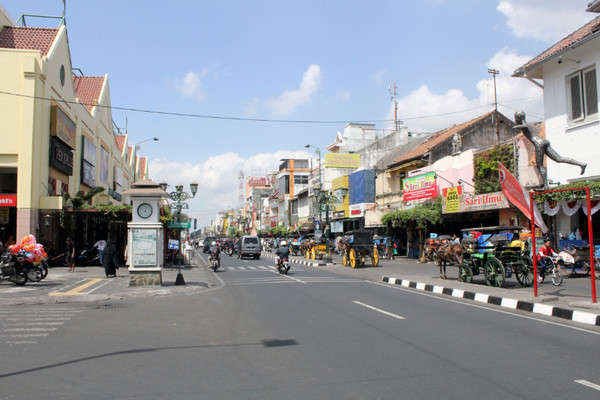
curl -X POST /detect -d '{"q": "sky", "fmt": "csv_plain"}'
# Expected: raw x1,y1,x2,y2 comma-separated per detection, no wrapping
1,0,598,227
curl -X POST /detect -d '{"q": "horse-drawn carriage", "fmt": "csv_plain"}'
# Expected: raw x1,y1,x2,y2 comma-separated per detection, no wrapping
456,226,534,288
341,229,379,268
304,230,328,260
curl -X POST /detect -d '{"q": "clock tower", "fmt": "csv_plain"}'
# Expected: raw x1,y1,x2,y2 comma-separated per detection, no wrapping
122,179,167,286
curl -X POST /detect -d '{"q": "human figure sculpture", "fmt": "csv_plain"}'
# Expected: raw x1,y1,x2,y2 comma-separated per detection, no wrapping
513,110,586,188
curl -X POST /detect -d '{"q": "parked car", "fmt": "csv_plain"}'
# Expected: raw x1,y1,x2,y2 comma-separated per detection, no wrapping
238,235,261,259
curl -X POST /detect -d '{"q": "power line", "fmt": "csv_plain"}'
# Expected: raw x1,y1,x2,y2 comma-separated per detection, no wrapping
0,89,535,126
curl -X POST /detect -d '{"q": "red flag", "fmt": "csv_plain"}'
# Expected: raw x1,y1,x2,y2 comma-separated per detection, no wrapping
498,162,547,233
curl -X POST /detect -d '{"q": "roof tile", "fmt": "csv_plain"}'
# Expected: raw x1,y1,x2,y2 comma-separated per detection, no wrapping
0,26,58,56
73,76,105,111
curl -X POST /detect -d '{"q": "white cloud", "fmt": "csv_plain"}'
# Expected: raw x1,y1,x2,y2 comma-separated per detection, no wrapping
264,64,322,115
178,71,205,100
497,0,594,43
336,90,351,101
371,69,386,84
391,48,543,132
149,149,312,227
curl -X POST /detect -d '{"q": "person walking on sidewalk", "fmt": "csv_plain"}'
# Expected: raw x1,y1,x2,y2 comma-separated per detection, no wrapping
103,239,118,278
66,237,76,272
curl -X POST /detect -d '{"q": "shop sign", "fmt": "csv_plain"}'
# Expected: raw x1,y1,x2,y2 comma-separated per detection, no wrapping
349,203,375,218
81,160,96,187
442,189,509,214
49,138,74,175
0,194,17,207
51,105,76,149
331,221,344,233
403,172,437,201
108,189,122,202
325,153,360,168
333,211,345,218
247,177,270,187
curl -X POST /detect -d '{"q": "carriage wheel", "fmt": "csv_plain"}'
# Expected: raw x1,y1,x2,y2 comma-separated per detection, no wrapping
342,252,348,267
484,257,505,287
371,248,379,267
349,249,357,268
515,256,534,287
458,264,473,283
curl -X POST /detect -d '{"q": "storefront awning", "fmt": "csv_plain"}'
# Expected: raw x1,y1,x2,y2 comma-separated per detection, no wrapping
385,160,425,173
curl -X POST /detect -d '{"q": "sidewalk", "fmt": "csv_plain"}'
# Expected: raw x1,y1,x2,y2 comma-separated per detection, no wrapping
0,255,219,306
279,252,600,327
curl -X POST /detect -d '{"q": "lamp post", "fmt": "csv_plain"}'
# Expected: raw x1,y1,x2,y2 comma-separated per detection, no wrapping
159,181,198,285
133,137,159,181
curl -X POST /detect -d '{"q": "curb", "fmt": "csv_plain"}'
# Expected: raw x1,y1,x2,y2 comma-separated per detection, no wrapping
382,276,600,327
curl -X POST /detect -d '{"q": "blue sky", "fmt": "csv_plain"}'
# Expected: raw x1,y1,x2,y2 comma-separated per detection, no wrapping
1,0,597,226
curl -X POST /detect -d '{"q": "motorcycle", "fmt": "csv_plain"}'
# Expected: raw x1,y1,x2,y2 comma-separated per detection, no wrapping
0,252,28,286
209,256,220,272
277,257,290,275
227,246,234,257
537,256,563,286
78,246,100,266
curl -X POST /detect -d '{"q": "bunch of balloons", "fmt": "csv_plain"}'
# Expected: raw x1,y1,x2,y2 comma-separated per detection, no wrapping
8,234,48,265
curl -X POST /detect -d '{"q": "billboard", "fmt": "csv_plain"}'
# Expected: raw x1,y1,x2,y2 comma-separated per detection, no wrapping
403,172,437,201
325,153,360,168
247,176,270,187
441,187,510,213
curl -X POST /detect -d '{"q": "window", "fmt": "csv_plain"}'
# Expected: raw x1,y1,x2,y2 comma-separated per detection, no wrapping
568,67,598,121
294,175,308,185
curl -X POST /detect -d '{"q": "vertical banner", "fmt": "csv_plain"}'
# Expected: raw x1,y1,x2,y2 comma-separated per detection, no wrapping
498,162,547,233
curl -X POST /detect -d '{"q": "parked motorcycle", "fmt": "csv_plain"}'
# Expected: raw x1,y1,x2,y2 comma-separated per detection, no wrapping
78,246,100,266
277,257,290,275
0,252,28,286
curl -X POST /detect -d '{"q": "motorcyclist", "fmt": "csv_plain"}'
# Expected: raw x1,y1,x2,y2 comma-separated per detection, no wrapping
275,240,290,270
209,241,221,268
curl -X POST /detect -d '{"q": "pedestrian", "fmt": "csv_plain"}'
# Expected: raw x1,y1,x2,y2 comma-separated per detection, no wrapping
102,239,118,278
66,237,76,272
93,239,107,264
451,234,460,245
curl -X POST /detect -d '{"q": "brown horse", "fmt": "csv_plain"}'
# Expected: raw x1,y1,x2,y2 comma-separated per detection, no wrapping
434,243,463,279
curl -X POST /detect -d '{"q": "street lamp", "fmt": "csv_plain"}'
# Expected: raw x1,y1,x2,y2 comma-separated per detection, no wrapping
159,181,198,285
133,137,159,181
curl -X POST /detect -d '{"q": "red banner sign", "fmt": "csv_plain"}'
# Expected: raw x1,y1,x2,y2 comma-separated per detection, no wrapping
498,163,547,232
0,195,17,207
403,172,437,201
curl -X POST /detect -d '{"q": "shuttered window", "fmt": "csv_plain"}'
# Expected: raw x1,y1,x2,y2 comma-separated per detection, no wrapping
568,67,598,121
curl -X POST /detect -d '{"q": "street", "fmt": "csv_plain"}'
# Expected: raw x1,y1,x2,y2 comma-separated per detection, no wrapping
1,253,599,399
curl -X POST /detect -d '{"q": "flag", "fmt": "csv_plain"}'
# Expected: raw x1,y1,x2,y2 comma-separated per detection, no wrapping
498,162,547,233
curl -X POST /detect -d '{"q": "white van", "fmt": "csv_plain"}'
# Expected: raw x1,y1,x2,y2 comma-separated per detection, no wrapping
238,235,261,259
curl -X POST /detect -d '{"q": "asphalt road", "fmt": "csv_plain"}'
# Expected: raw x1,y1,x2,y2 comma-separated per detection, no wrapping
1,253,599,399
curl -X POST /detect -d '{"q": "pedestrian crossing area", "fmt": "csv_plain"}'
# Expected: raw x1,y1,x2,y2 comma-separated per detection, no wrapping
219,264,364,285
0,307,83,346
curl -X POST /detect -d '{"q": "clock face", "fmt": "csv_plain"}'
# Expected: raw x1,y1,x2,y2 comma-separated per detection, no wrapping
137,203,153,219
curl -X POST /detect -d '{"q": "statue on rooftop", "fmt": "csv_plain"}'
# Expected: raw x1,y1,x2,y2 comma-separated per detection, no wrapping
513,110,586,188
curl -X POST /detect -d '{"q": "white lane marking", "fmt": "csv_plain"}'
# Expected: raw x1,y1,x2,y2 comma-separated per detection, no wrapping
3,327,58,332
370,281,600,336
575,380,600,391
2,322,64,326
353,301,405,320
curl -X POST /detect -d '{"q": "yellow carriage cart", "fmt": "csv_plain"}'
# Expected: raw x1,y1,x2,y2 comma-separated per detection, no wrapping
342,229,379,268
304,230,327,260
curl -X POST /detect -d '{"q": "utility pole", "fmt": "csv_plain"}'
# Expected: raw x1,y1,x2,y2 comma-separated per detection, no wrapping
488,68,500,142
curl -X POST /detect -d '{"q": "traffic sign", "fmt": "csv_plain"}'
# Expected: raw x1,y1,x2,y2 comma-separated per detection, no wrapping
168,221,191,229
168,239,180,250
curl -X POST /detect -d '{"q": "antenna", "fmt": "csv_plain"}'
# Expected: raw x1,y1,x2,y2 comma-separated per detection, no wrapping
388,82,402,131
488,68,500,142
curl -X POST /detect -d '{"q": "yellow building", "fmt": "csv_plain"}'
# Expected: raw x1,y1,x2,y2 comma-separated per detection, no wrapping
0,11,142,244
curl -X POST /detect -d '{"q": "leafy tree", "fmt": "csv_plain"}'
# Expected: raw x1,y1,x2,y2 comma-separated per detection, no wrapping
473,144,514,194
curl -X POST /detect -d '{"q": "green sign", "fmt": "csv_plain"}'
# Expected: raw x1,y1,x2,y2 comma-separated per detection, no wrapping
168,221,191,229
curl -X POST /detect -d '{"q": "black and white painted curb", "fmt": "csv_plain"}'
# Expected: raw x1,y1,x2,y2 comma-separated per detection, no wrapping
382,277,600,327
